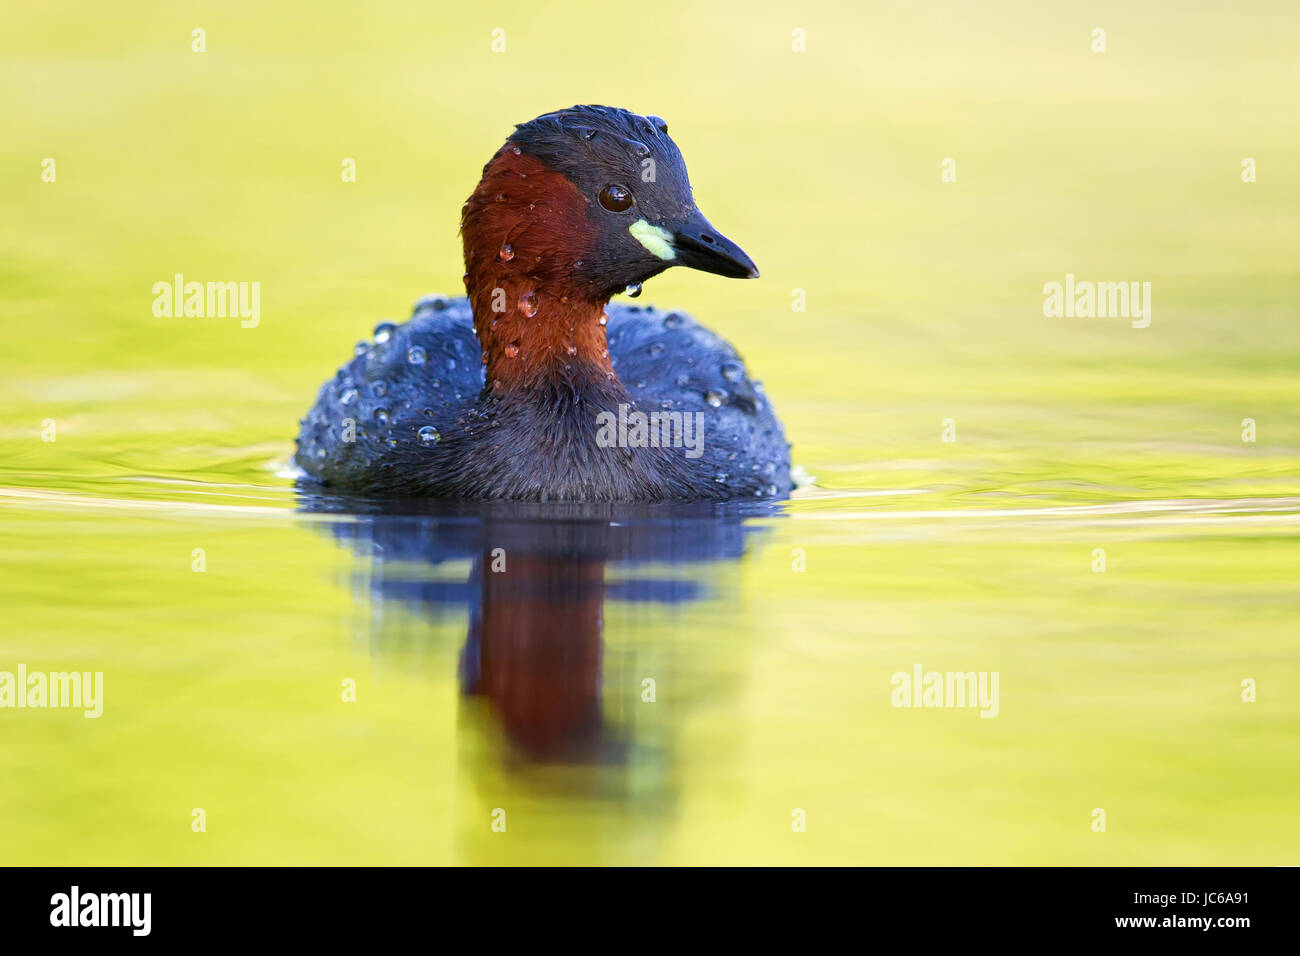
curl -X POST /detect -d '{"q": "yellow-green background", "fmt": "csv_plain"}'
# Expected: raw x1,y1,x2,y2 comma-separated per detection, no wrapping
1,0,1297,864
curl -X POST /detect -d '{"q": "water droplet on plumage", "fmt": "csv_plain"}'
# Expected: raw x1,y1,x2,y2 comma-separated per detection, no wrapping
498,243,514,262
418,425,441,445
599,312,608,326
625,282,642,298
721,361,744,382
407,346,427,365
649,343,665,357
354,341,368,356
705,389,727,408
373,322,397,343
414,293,451,313
374,408,390,426
519,292,538,317
664,312,684,328
371,381,388,398
339,387,358,405
504,342,520,358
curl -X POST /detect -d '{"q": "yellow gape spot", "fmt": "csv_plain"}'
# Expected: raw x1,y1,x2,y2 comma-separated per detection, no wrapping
629,219,676,261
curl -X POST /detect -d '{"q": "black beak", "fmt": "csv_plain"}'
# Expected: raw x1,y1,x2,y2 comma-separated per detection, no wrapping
669,210,759,279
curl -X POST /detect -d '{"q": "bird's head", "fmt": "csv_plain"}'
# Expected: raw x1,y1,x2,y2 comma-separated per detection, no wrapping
462,105,758,305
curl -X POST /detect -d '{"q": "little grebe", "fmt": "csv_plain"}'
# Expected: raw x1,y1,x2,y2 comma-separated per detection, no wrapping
296,105,791,500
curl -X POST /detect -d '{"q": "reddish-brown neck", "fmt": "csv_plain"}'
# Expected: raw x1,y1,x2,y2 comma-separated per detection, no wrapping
461,147,616,393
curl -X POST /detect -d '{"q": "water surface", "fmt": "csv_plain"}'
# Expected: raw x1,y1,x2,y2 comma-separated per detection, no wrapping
2,0,1298,865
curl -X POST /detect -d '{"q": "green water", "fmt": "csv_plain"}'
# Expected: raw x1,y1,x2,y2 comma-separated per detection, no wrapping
2,1,1298,865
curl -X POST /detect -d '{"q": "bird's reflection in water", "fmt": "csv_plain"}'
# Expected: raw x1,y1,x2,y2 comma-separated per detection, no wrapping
302,495,782,775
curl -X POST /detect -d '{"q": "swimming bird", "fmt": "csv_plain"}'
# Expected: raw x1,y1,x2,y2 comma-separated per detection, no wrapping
295,105,791,501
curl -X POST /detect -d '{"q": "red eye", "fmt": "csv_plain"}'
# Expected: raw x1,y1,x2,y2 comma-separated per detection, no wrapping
598,184,634,212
